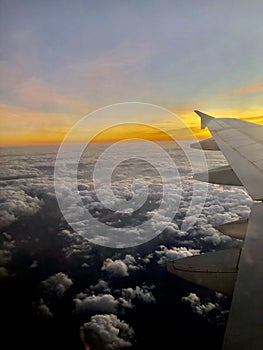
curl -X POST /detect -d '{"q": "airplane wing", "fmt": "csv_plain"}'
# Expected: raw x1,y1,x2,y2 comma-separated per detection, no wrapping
167,111,263,350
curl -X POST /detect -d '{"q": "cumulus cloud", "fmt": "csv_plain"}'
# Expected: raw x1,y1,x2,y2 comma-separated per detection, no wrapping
182,293,218,315
58,229,94,262
0,249,12,265
1,232,12,241
123,254,140,272
102,258,128,277
37,299,54,318
0,187,43,228
74,294,119,314
0,136,249,350
121,286,156,304
90,279,110,293
155,245,200,264
80,314,134,350
0,267,9,278
8,141,246,250
74,283,153,314
30,260,39,268
101,254,141,278
41,272,73,298
0,140,252,251
1,238,15,249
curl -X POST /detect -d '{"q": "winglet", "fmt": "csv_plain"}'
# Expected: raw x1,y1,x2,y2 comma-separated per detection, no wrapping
194,110,214,129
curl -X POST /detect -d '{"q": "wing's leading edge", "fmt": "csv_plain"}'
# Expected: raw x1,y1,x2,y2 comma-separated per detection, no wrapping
194,110,263,200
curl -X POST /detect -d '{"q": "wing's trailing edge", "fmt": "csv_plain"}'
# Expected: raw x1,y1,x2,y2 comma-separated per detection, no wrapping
217,220,247,240
167,111,263,350
167,248,240,295
191,137,220,150
193,165,242,186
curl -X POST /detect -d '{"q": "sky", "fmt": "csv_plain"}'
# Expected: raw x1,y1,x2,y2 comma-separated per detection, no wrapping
0,0,263,145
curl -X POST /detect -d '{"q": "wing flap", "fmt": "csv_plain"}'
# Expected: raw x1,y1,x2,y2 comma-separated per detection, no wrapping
190,138,220,151
193,165,242,186
217,220,248,240
167,249,240,295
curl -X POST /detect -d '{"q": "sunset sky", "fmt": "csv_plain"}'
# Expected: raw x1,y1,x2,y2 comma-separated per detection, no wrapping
0,0,263,145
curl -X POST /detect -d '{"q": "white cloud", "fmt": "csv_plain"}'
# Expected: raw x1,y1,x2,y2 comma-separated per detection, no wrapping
80,314,134,350
0,187,42,228
53,143,251,249
74,294,119,314
155,245,200,265
121,286,156,304
0,142,252,251
182,293,218,315
41,272,73,298
101,254,142,278
37,299,53,318
0,267,9,278
90,279,110,293
0,249,12,265
74,283,147,314
1,238,15,249
117,297,133,310
30,260,38,268
102,258,129,277
123,254,140,272
2,232,12,241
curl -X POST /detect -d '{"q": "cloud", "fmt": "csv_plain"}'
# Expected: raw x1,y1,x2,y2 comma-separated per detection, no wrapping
54,140,252,248
66,43,154,103
41,272,73,298
30,260,39,269
240,115,263,124
0,102,77,145
182,293,218,315
101,258,129,277
0,249,12,265
155,245,200,265
80,314,134,350
37,299,54,319
2,232,12,241
1,232,15,249
121,286,156,304
16,76,91,114
101,254,142,277
230,81,263,96
122,255,139,271
74,294,119,314
0,139,252,254
74,281,152,315
90,279,110,293
0,267,9,278
0,187,42,228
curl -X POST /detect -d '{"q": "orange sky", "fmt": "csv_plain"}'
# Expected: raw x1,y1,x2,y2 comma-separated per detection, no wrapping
1,103,263,146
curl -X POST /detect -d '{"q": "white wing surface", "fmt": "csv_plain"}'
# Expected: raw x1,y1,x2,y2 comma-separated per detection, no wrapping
167,111,263,350
195,110,263,200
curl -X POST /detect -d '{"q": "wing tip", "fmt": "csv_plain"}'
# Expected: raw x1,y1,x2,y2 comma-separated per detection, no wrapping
194,110,214,129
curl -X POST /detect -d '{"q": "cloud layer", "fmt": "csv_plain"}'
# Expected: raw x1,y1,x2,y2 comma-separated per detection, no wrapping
81,314,134,350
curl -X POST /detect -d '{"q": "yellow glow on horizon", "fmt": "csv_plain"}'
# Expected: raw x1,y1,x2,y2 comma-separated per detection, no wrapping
90,124,173,143
1,102,263,146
